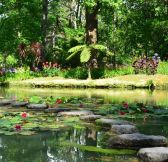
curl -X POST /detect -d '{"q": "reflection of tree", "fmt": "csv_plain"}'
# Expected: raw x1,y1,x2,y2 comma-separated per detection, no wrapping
0,128,110,162
0,134,49,162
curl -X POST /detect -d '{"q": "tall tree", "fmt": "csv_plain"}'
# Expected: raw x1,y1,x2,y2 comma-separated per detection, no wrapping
41,0,48,48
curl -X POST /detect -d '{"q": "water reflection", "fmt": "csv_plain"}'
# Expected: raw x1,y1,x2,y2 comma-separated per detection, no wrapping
0,87,168,106
0,128,138,162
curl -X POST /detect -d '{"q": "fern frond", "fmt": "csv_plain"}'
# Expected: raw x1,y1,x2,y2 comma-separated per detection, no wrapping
80,47,91,63
67,45,85,60
68,45,85,53
66,52,78,60
91,44,107,51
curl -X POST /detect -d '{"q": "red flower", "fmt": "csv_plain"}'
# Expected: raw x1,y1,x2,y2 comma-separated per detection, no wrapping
15,125,22,131
123,102,129,109
56,99,62,104
21,112,28,118
119,111,126,115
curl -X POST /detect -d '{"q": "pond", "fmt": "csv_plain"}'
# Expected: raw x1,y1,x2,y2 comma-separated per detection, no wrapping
1,87,168,106
0,87,168,162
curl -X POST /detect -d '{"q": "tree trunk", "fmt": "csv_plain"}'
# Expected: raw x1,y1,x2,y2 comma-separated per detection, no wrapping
85,2,99,79
87,65,92,80
85,2,99,45
41,0,48,48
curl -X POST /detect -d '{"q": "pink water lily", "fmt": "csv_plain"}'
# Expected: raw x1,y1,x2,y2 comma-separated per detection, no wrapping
21,112,28,118
15,125,22,131
123,102,129,109
56,99,62,104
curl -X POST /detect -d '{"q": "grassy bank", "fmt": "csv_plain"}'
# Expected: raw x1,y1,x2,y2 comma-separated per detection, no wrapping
7,74,168,89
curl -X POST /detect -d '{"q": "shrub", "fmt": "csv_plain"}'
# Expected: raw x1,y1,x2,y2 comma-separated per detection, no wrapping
6,55,18,67
132,54,160,75
64,67,88,79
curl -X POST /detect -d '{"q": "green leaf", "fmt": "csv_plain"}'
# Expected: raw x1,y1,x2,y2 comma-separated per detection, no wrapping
67,45,85,61
91,44,107,51
80,47,91,63
68,45,85,53
29,96,42,104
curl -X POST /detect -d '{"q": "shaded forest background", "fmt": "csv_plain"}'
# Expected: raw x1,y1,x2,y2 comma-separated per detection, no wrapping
0,0,168,73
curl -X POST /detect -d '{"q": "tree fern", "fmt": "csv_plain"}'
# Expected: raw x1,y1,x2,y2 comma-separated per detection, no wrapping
68,45,85,53
67,45,85,60
91,44,107,51
80,47,91,63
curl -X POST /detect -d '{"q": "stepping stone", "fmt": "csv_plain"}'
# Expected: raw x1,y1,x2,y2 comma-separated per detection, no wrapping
27,104,47,110
57,110,93,117
44,108,71,113
111,125,138,134
11,101,28,107
96,118,133,128
154,109,168,115
0,99,13,106
108,133,167,149
80,115,102,122
138,147,168,162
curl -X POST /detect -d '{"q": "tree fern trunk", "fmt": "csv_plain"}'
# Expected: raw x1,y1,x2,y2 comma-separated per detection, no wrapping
85,2,99,79
85,2,99,44
88,65,92,80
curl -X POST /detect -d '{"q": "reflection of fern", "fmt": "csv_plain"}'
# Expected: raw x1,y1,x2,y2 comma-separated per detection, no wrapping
67,44,107,63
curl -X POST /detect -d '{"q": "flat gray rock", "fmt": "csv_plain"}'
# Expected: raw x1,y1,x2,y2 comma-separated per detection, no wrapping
138,147,168,162
111,125,138,134
96,118,133,127
58,110,93,117
80,115,102,122
11,101,28,107
27,104,47,110
108,133,167,149
154,109,168,115
44,108,71,113
0,99,13,106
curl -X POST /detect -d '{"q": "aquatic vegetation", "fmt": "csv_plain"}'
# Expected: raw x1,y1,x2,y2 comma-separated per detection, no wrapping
61,141,136,155
21,112,28,118
15,125,22,131
0,95,167,137
29,96,43,104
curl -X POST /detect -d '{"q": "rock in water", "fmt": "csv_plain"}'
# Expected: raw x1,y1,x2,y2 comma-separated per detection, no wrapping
27,104,47,110
80,115,102,122
0,99,13,106
108,133,167,149
57,110,93,117
111,125,138,134
44,108,71,113
11,101,28,107
138,147,168,162
96,118,133,127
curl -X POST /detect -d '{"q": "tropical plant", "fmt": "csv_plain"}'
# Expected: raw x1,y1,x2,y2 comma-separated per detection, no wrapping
67,44,108,79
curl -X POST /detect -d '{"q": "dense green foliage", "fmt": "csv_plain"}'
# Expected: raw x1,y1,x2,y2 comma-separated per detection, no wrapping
0,0,168,78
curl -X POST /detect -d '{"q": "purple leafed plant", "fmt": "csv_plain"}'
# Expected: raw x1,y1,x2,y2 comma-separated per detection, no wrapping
132,53,160,75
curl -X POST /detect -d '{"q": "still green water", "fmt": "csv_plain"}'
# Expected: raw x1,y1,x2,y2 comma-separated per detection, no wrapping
1,87,168,106
0,87,167,162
